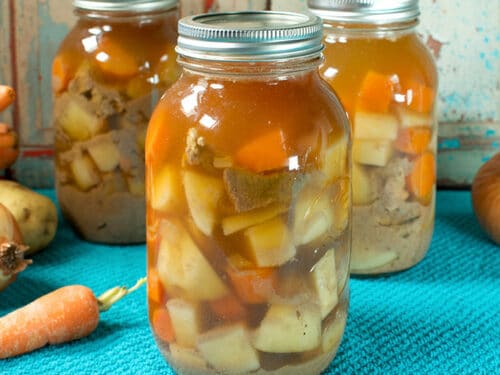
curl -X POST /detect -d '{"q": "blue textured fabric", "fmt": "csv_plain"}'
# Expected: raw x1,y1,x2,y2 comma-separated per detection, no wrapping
1,190,499,374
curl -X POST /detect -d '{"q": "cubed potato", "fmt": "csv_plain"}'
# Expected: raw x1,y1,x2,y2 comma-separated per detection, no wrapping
244,217,296,267
353,139,393,167
70,154,100,191
156,219,228,301
58,99,104,141
252,303,321,353
222,204,287,236
395,107,433,128
321,316,346,353
352,162,375,205
311,249,338,319
127,176,145,195
166,298,203,348
101,171,127,194
183,170,224,236
197,323,260,373
321,134,348,181
350,250,398,273
169,344,208,372
150,164,182,212
354,111,398,140
293,184,333,246
86,138,120,172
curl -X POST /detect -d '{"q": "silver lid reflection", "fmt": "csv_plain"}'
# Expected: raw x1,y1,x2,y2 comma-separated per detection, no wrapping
176,11,324,62
308,0,419,24
73,0,178,13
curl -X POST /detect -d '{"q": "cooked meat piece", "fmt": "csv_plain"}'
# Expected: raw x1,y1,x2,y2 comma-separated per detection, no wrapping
223,168,301,212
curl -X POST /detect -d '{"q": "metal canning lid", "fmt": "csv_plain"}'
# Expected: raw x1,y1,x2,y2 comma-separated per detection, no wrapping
308,0,420,24
73,0,178,13
176,11,324,62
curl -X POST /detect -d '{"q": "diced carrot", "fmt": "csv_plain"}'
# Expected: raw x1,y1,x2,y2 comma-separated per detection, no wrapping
357,71,394,113
234,129,288,173
404,79,435,113
227,264,277,304
151,308,175,343
147,269,165,305
94,36,139,79
406,151,436,205
209,294,247,322
394,127,432,155
52,55,74,94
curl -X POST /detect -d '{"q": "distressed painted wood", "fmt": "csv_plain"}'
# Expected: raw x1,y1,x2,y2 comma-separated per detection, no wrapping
0,0,498,188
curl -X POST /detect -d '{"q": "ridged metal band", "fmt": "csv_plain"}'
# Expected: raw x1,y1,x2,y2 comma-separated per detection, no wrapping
176,11,324,62
308,0,420,24
73,0,178,12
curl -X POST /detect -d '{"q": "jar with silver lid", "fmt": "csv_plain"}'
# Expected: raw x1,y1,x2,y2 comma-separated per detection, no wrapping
309,0,438,274
146,11,351,375
52,0,180,244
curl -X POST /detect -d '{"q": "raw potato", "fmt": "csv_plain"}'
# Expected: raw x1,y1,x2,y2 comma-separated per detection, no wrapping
0,181,57,254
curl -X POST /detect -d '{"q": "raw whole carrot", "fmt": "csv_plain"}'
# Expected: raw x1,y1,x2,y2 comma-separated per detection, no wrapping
0,278,145,359
357,70,394,113
209,294,247,321
394,127,432,155
0,85,15,112
406,151,436,205
234,128,288,173
151,308,175,343
404,79,435,113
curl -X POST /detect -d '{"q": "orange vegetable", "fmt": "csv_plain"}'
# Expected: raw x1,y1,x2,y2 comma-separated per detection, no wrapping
357,71,394,113
94,36,139,79
147,268,165,305
227,264,277,304
0,85,15,112
0,278,145,358
52,55,74,94
151,309,175,343
406,152,436,205
0,147,19,170
404,79,435,113
209,294,247,321
234,129,288,173
394,127,432,155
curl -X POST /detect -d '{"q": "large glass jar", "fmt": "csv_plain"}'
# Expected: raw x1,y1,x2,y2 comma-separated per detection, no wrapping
52,0,180,243
146,12,351,375
309,0,438,274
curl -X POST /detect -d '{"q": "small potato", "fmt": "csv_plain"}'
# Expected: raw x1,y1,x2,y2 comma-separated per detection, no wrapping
0,181,57,254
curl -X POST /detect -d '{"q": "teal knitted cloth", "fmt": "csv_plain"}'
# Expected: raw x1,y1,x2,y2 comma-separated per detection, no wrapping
1,190,499,374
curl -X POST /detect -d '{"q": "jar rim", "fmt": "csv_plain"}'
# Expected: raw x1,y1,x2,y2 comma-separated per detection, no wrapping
176,11,324,62
308,0,420,25
73,0,178,13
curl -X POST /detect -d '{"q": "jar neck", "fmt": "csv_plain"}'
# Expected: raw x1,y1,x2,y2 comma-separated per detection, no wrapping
177,54,324,79
74,7,177,24
322,19,418,38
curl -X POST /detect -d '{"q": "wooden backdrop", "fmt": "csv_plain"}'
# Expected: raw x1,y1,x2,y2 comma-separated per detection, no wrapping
0,0,498,188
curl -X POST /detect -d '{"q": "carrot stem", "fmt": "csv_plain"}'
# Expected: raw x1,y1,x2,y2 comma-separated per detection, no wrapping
97,277,146,312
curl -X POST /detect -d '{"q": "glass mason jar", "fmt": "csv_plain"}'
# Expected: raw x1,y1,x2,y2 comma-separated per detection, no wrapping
146,11,351,375
52,0,180,244
309,0,438,274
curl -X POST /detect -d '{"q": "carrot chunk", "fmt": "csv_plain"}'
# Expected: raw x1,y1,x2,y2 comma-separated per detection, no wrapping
227,265,277,304
404,79,435,113
209,294,247,321
94,36,139,79
357,71,394,113
152,309,175,343
394,127,432,155
147,269,165,305
52,55,74,94
234,129,288,173
406,151,436,205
